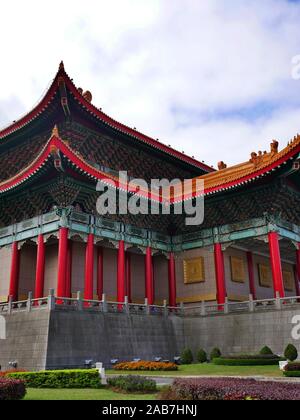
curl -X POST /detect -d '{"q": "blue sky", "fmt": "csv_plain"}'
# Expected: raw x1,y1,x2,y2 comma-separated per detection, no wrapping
1,0,300,166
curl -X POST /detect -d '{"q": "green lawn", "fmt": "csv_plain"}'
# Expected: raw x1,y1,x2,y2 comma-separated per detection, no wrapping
24,388,158,401
107,363,282,378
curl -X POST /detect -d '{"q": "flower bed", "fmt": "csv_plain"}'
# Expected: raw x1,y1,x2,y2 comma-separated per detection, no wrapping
0,369,27,378
113,361,178,371
7,369,101,389
0,378,26,400
163,378,300,400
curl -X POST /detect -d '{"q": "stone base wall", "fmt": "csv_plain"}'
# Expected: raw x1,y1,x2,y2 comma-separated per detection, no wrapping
0,308,300,371
0,310,50,371
45,310,184,369
183,309,300,356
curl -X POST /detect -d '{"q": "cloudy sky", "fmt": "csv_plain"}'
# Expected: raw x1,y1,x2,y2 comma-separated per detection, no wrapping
1,0,300,168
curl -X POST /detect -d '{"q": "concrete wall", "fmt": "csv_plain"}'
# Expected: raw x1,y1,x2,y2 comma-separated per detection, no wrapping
0,310,50,371
0,246,11,302
183,308,300,357
44,244,58,295
19,244,36,300
154,255,169,304
46,310,183,369
1,306,300,371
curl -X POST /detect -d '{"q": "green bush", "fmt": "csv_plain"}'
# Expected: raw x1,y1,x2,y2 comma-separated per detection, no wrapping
284,344,298,362
259,346,273,356
7,369,101,389
210,348,222,361
108,375,156,393
196,349,208,364
181,348,194,365
213,357,282,366
283,371,300,378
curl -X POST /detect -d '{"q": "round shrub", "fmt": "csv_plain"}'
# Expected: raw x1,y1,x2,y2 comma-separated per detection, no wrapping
284,344,298,362
259,346,273,355
197,349,207,364
108,376,156,393
210,348,222,361
0,378,26,400
181,348,194,365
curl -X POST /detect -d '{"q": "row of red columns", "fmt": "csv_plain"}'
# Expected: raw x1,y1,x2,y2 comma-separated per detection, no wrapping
8,229,177,305
8,228,300,306
215,232,300,305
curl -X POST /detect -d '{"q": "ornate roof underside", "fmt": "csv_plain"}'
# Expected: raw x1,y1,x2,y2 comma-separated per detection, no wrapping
0,62,213,173
0,128,298,204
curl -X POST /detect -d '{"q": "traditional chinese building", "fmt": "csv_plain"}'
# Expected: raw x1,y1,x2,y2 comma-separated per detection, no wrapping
0,62,299,311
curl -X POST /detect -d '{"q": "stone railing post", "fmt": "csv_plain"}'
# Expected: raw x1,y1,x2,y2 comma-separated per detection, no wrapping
201,300,206,316
124,296,129,315
8,296,13,315
275,291,282,310
102,294,108,313
27,291,33,313
224,297,229,314
145,298,150,315
47,289,55,311
77,291,83,311
180,302,184,316
249,294,254,312
163,300,168,317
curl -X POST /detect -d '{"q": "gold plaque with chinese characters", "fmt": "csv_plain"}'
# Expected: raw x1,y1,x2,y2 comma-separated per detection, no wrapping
283,271,294,292
258,264,272,288
230,256,246,283
183,257,205,284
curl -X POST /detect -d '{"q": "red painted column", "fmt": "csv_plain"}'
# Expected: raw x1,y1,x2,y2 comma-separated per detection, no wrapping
65,240,73,298
214,243,226,306
125,252,132,303
246,251,256,300
168,253,177,307
268,232,285,298
97,247,104,300
117,240,126,304
9,242,20,302
145,247,154,305
34,235,45,299
57,227,69,299
84,234,95,301
295,243,300,297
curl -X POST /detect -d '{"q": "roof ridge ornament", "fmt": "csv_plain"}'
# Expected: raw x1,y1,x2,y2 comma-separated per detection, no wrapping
52,125,60,138
59,61,65,71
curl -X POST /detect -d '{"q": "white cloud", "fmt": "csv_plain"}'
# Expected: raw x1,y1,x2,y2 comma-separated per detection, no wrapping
1,0,300,167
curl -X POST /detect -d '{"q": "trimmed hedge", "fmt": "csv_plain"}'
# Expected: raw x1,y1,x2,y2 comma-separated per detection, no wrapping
283,363,300,377
108,375,156,393
0,378,26,400
213,356,282,366
283,371,300,377
7,369,101,389
114,361,178,371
